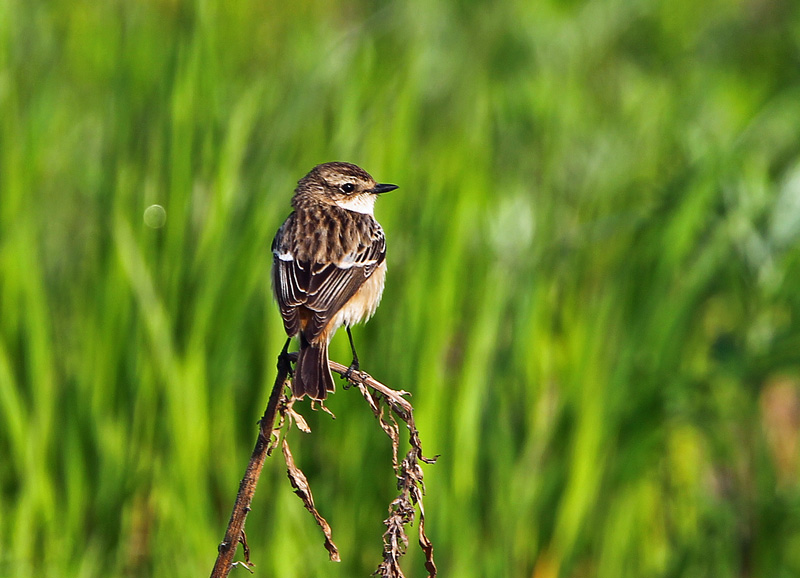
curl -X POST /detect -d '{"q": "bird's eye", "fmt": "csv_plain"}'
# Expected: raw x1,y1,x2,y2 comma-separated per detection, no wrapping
340,183,355,194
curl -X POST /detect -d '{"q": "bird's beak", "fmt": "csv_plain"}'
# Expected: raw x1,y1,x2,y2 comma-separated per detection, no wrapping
371,183,399,194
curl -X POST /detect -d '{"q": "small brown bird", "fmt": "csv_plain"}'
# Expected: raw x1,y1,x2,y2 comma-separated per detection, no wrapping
271,162,398,399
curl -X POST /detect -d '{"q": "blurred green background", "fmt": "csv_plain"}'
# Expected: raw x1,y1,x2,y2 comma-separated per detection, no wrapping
3,0,800,576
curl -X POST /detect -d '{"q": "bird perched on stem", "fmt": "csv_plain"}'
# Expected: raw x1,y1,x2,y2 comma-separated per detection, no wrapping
271,162,398,400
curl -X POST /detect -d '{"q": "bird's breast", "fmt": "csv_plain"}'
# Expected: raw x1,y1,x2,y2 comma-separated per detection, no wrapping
325,261,387,339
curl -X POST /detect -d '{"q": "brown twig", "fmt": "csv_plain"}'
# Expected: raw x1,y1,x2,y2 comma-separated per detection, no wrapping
209,350,292,578
210,352,436,577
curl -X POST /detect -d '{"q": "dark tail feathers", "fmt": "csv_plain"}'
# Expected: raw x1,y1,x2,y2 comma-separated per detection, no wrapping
294,335,335,400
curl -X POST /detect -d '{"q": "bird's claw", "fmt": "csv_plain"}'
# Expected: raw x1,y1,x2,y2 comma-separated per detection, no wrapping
342,361,360,385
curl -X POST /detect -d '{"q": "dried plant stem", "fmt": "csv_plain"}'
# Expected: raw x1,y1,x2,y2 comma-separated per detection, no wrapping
210,351,436,578
343,367,438,577
209,351,291,578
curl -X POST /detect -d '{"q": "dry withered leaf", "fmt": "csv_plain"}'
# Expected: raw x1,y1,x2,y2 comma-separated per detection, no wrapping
282,438,340,562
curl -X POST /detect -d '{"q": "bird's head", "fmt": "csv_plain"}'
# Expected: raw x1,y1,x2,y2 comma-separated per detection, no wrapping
295,162,398,215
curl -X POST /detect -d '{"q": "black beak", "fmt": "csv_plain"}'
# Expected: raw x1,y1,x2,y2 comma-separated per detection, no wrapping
371,183,399,194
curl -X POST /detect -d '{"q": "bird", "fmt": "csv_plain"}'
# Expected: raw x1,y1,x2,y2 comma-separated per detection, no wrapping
271,162,398,400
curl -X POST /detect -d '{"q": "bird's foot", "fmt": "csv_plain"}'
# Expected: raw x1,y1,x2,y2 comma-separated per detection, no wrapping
342,360,360,387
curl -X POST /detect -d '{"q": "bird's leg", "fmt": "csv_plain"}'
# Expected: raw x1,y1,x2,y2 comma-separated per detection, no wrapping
278,337,293,376
343,327,360,382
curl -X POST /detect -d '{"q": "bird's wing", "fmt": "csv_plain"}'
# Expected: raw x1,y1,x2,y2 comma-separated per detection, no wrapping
303,229,385,339
272,217,385,341
271,216,305,336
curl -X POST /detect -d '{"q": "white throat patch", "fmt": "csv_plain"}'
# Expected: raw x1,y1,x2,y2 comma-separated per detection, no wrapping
334,193,377,215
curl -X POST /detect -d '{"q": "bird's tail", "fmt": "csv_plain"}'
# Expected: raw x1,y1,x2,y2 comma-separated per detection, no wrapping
294,334,335,400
